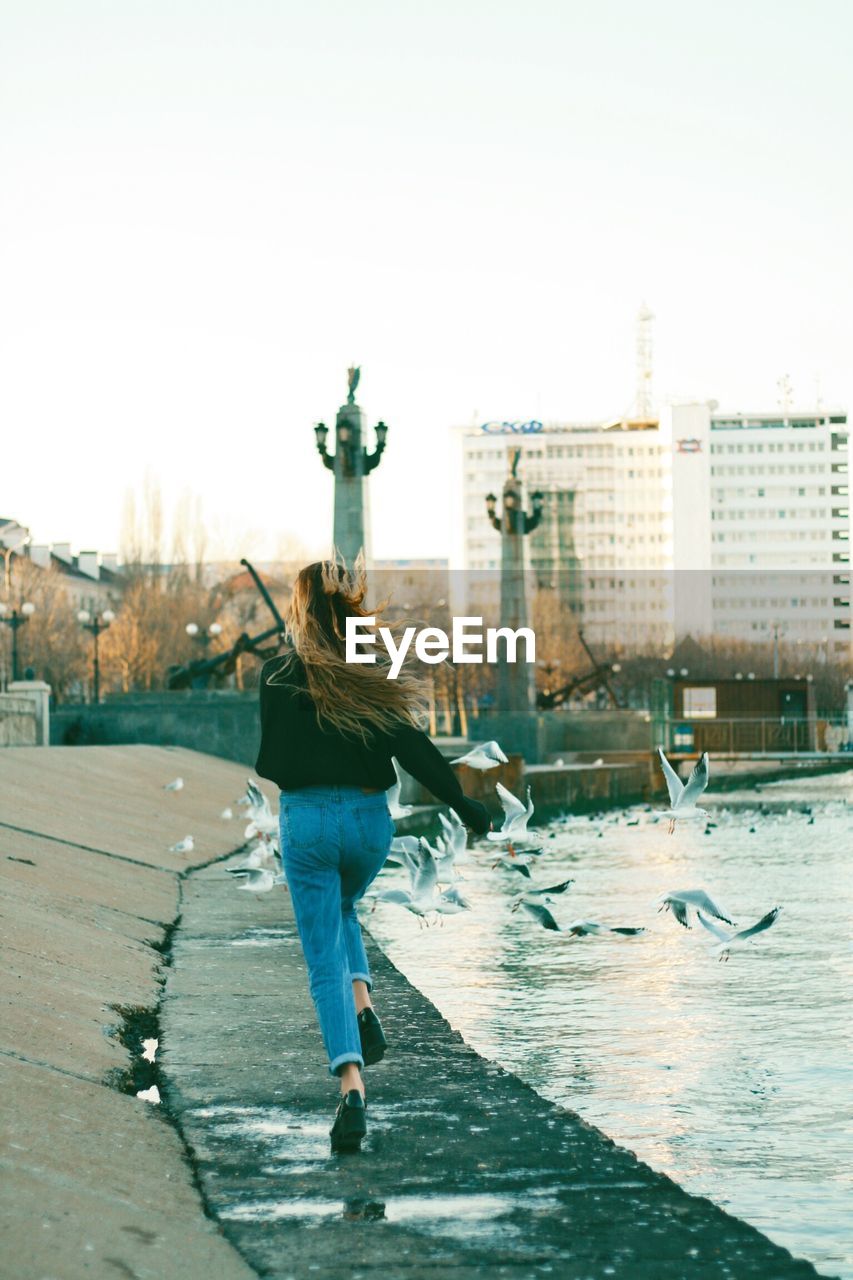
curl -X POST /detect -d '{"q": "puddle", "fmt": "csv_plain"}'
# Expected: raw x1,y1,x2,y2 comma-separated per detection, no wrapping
187,1104,332,1162
221,1189,560,1239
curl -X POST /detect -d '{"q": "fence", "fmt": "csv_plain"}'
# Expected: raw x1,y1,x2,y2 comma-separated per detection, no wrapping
664,717,849,756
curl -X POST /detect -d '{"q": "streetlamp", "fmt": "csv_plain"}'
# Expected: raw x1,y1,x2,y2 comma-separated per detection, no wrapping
313,367,389,563
77,608,115,703
186,621,222,649
0,601,36,684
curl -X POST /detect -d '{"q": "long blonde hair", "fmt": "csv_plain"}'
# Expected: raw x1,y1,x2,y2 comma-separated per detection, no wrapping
267,557,428,742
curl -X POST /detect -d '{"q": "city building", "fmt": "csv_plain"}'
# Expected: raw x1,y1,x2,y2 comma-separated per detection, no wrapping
451,417,673,648
669,405,850,660
1,521,124,615
452,407,851,657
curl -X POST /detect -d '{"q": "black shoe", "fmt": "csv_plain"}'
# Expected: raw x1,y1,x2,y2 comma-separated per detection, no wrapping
358,1008,387,1066
330,1089,367,1153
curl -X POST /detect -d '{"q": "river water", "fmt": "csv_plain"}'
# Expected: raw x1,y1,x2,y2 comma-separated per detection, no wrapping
366,772,853,1280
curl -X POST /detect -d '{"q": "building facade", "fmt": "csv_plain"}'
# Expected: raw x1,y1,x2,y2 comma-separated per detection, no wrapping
454,408,851,657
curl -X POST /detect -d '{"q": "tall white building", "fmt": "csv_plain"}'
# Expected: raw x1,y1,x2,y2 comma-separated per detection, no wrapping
670,404,850,659
453,407,851,657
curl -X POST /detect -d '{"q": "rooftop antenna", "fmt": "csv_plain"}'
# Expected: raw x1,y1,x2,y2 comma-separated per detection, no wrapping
776,374,794,414
634,303,654,420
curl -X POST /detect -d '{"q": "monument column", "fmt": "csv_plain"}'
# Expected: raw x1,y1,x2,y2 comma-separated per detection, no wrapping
314,367,388,566
485,448,543,715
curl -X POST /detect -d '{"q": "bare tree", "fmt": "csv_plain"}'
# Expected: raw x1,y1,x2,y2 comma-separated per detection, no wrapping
4,560,87,701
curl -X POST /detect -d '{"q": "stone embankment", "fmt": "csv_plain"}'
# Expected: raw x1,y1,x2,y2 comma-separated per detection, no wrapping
1,746,831,1279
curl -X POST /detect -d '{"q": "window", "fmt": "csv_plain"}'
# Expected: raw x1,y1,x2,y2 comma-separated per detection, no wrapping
683,687,717,719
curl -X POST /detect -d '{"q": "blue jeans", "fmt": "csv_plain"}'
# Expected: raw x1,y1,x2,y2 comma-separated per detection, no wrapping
279,785,394,1076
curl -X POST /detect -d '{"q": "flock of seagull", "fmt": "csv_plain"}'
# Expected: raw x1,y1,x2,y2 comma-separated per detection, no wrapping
161,741,783,963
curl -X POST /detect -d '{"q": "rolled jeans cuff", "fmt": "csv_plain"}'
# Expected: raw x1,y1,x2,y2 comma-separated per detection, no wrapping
329,1051,364,1078
350,971,372,990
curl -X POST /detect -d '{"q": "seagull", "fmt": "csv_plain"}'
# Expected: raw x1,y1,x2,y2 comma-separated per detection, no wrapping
487,782,535,845
372,841,467,924
697,906,782,961
658,889,734,929
141,1038,158,1063
438,809,469,866
510,878,574,911
220,807,233,820
564,920,645,937
490,848,534,878
385,834,420,869
520,904,643,936
658,748,711,834
136,1085,161,1104
164,777,184,792
238,779,266,811
244,813,278,841
225,843,277,874
451,740,508,771
421,835,462,885
387,759,413,820
434,884,472,916
169,835,194,853
519,900,562,931
234,867,278,893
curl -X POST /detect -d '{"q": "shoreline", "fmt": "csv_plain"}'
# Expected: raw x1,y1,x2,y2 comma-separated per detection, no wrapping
160,850,830,1279
2,746,844,1279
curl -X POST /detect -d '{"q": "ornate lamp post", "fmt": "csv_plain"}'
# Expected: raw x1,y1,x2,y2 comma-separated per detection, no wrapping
77,608,115,703
485,448,544,716
0,600,36,683
314,366,388,565
186,621,222,650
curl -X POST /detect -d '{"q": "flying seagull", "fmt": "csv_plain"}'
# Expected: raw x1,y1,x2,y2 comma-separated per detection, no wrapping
658,748,711,834
510,878,574,911
238,779,267,811
520,903,643,936
136,1085,161,1104
519,900,562,931
658,889,734,929
565,920,645,937
697,906,782,961
421,835,463,885
372,841,469,924
451,740,508,771
141,1038,158,1064
387,759,413,820
487,782,535,845
164,777,184,792
438,809,469,866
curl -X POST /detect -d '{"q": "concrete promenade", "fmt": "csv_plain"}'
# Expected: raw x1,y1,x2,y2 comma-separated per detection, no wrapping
0,745,260,1280
1,747,830,1279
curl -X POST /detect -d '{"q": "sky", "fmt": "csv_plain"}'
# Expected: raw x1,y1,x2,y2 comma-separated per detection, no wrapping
2,0,852,561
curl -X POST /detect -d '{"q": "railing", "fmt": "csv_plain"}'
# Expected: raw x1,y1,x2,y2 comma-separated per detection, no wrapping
667,717,850,756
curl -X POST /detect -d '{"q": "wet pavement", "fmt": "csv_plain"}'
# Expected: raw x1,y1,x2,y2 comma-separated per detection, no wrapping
160,860,830,1279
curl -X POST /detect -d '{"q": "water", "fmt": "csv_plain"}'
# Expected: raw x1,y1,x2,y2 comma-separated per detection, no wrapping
366,774,853,1279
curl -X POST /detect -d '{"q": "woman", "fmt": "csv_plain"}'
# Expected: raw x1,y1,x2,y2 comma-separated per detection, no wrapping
255,560,491,1153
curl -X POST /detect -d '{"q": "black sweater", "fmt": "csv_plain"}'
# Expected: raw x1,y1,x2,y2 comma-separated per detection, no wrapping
255,654,491,834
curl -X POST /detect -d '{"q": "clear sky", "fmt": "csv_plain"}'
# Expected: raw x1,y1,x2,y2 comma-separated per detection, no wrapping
2,0,851,560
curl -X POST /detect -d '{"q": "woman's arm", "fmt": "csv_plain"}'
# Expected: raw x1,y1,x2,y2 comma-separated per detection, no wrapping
389,722,491,834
